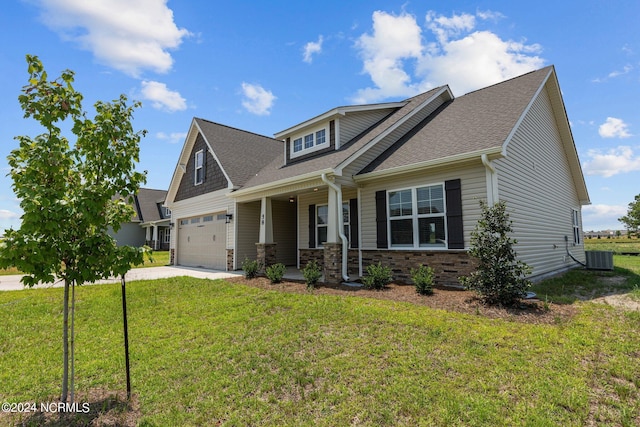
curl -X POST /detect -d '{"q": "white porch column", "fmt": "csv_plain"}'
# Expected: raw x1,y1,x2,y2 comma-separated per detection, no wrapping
145,226,151,241
326,185,339,243
259,196,273,243
152,224,158,250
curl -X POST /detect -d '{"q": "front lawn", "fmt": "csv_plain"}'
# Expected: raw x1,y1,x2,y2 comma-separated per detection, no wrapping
1,273,638,426
0,250,170,276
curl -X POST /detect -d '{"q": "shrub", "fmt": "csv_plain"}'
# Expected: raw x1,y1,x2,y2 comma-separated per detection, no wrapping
265,263,286,284
302,260,322,289
242,258,262,279
460,200,531,306
362,262,393,290
411,264,435,295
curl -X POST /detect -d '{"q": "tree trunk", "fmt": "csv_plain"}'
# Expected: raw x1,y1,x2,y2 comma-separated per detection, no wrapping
61,279,70,403
70,279,76,404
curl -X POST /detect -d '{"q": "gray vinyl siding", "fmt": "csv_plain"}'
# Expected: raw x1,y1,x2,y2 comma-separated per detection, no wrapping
298,190,330,250
272,200,297,265
343,93,450,178
109,222,146,247
495,86,586,278
359,164,487,249
338,109,395,146
298,188,358,251
235,201,261,266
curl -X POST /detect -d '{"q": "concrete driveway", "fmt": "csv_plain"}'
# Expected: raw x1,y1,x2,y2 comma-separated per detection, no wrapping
0,266,242,291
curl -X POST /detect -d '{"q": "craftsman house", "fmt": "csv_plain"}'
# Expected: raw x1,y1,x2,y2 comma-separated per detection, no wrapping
165,66,590,285
109,188,171,250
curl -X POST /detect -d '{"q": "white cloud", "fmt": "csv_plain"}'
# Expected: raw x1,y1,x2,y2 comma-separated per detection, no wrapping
303,35,323,63
608,64,633,78
583,146,640,177
140,81,187,112
35,0,191,77
0,210,19,220
241,83,276,116
593,65,633,82
598,117,631,138
353,11,425,102
156,131,187,144
582,204,628,231
352,9,544,103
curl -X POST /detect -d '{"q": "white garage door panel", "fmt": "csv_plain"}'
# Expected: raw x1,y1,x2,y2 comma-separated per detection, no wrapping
178,213,227,269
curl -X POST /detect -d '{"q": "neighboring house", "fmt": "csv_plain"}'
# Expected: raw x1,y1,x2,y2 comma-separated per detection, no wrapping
165,66,590,285
109,188,172,250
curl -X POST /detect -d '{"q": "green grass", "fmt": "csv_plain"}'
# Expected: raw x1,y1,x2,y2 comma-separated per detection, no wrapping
585,237,640,254
0,250,170,276
1,274,639,426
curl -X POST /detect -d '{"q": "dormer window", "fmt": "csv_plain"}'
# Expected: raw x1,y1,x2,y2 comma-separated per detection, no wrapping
290,125,329,158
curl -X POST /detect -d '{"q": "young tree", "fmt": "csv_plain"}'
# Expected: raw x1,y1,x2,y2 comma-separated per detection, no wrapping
619,194,640,237
460,200,531,305
0,55,147,403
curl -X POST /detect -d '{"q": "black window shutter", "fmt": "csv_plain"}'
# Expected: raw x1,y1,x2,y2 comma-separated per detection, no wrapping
375,190,387,248
202,148,207,182
349,198,359,248
445,179,464,249
308,204,316,248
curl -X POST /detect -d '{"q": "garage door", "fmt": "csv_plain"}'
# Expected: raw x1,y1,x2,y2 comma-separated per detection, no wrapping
177,213,227,270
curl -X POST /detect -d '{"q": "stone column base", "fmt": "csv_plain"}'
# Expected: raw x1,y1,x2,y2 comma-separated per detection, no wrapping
256,243,277,268
323,242,342,284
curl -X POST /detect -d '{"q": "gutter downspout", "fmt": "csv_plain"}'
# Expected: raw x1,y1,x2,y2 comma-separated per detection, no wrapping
321,173,349,282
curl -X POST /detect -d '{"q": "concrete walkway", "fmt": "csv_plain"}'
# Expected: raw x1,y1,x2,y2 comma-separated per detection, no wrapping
0,266,243,291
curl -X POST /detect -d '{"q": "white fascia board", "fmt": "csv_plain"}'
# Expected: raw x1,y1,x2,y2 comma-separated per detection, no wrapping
274,102,407,139
165,118,199,206
501,67,553,157
353,147,502,183
194,120,234,188
335,86,454,175
227,168,336,199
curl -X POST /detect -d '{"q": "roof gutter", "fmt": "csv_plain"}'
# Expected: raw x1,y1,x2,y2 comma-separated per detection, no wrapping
321,173,349,282
227,168,335,199
354,147,502,183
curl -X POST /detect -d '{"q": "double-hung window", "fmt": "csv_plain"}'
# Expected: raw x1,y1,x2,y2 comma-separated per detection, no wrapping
388,184,446,248
194,150,204,185
316,205,328,247
293,138,303,153
572,209,581,245
342,202,350,245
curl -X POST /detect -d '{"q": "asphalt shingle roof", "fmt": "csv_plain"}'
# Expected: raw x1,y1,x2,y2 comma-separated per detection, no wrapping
361,66,552,174
240,87,445,189
194,118,283,187
135,188,168,222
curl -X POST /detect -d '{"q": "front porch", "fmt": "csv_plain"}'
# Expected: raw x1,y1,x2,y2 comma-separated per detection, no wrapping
233,175,356,284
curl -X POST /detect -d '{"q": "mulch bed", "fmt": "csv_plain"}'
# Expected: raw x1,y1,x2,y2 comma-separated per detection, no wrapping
227,276,578,325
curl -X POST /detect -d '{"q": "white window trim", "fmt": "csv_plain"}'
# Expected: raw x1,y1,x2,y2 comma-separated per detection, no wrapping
316,204,328,248
572,208,581,245
163,229,171,243
387,183,448,250
342,201,351,248
194,149,204,185
290,124,329,159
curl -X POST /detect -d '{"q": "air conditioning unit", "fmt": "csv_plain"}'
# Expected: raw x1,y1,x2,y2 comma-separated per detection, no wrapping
585,251,614,271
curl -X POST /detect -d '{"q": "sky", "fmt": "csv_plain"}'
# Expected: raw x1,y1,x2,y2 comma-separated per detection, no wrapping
0,0,639,233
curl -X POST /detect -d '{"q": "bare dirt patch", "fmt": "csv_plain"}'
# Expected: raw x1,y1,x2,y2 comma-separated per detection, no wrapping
227,276,578,324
